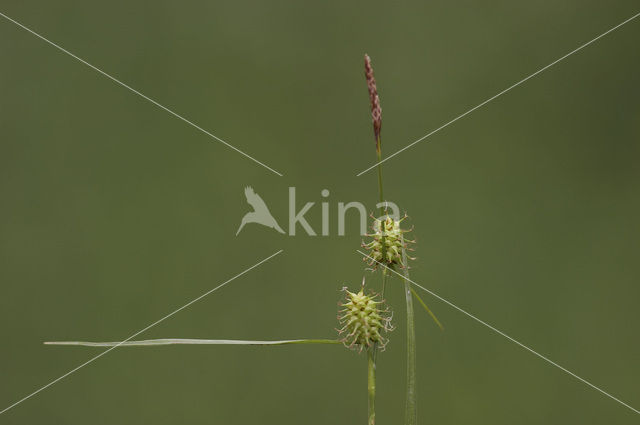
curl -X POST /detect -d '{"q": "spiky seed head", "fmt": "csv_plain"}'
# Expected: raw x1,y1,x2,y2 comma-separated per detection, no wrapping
337,287,392,352
362,215,414,269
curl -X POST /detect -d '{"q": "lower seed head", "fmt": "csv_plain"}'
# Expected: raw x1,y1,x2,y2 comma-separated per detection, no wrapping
337,287,393,352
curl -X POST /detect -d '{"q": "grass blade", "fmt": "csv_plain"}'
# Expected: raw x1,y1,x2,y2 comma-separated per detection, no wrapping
401,237,417,425
44,339,340,347
410,287,444,331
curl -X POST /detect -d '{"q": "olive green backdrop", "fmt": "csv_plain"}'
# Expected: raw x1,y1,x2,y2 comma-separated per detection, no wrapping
1,1,639,424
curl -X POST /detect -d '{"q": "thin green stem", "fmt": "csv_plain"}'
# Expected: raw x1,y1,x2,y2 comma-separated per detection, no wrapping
368,349,376,425
371,133,387,373
401,237,417,425
376,138,385,215
375,134,388,300
380,268,388,299
370,133,389,425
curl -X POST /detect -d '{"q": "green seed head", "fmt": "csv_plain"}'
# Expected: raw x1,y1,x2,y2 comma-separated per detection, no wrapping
338,287,393,352
362,215,414,269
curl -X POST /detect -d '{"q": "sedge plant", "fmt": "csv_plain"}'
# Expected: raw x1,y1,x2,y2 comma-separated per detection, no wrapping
361,53,443,425
45,54,442,425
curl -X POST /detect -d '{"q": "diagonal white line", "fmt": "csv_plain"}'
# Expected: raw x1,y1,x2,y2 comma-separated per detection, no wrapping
0,11,283,177
356,250,640,415
356,11,640,177
0,249,283,415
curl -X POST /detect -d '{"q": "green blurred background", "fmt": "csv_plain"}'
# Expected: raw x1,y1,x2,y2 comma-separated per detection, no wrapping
1,1,639,424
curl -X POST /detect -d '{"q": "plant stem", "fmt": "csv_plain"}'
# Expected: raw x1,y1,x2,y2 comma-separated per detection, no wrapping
367,348,376,425
380,269,388,299
375,132,388,304
401,237,417,425
370,130,389,425
371,132,386,378
376,136,385,215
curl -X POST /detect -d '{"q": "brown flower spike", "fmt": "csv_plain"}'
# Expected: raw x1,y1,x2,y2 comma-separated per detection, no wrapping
364,54,382,153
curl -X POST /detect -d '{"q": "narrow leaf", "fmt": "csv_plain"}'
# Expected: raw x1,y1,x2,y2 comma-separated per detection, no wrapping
410,287,444,331
44,338,340,347
401,238,417,425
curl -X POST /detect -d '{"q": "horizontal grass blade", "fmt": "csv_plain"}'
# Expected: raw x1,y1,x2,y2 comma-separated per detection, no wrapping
44,338,340,347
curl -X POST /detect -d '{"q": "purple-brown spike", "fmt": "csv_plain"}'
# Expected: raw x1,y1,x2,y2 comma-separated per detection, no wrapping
364,54,382,153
